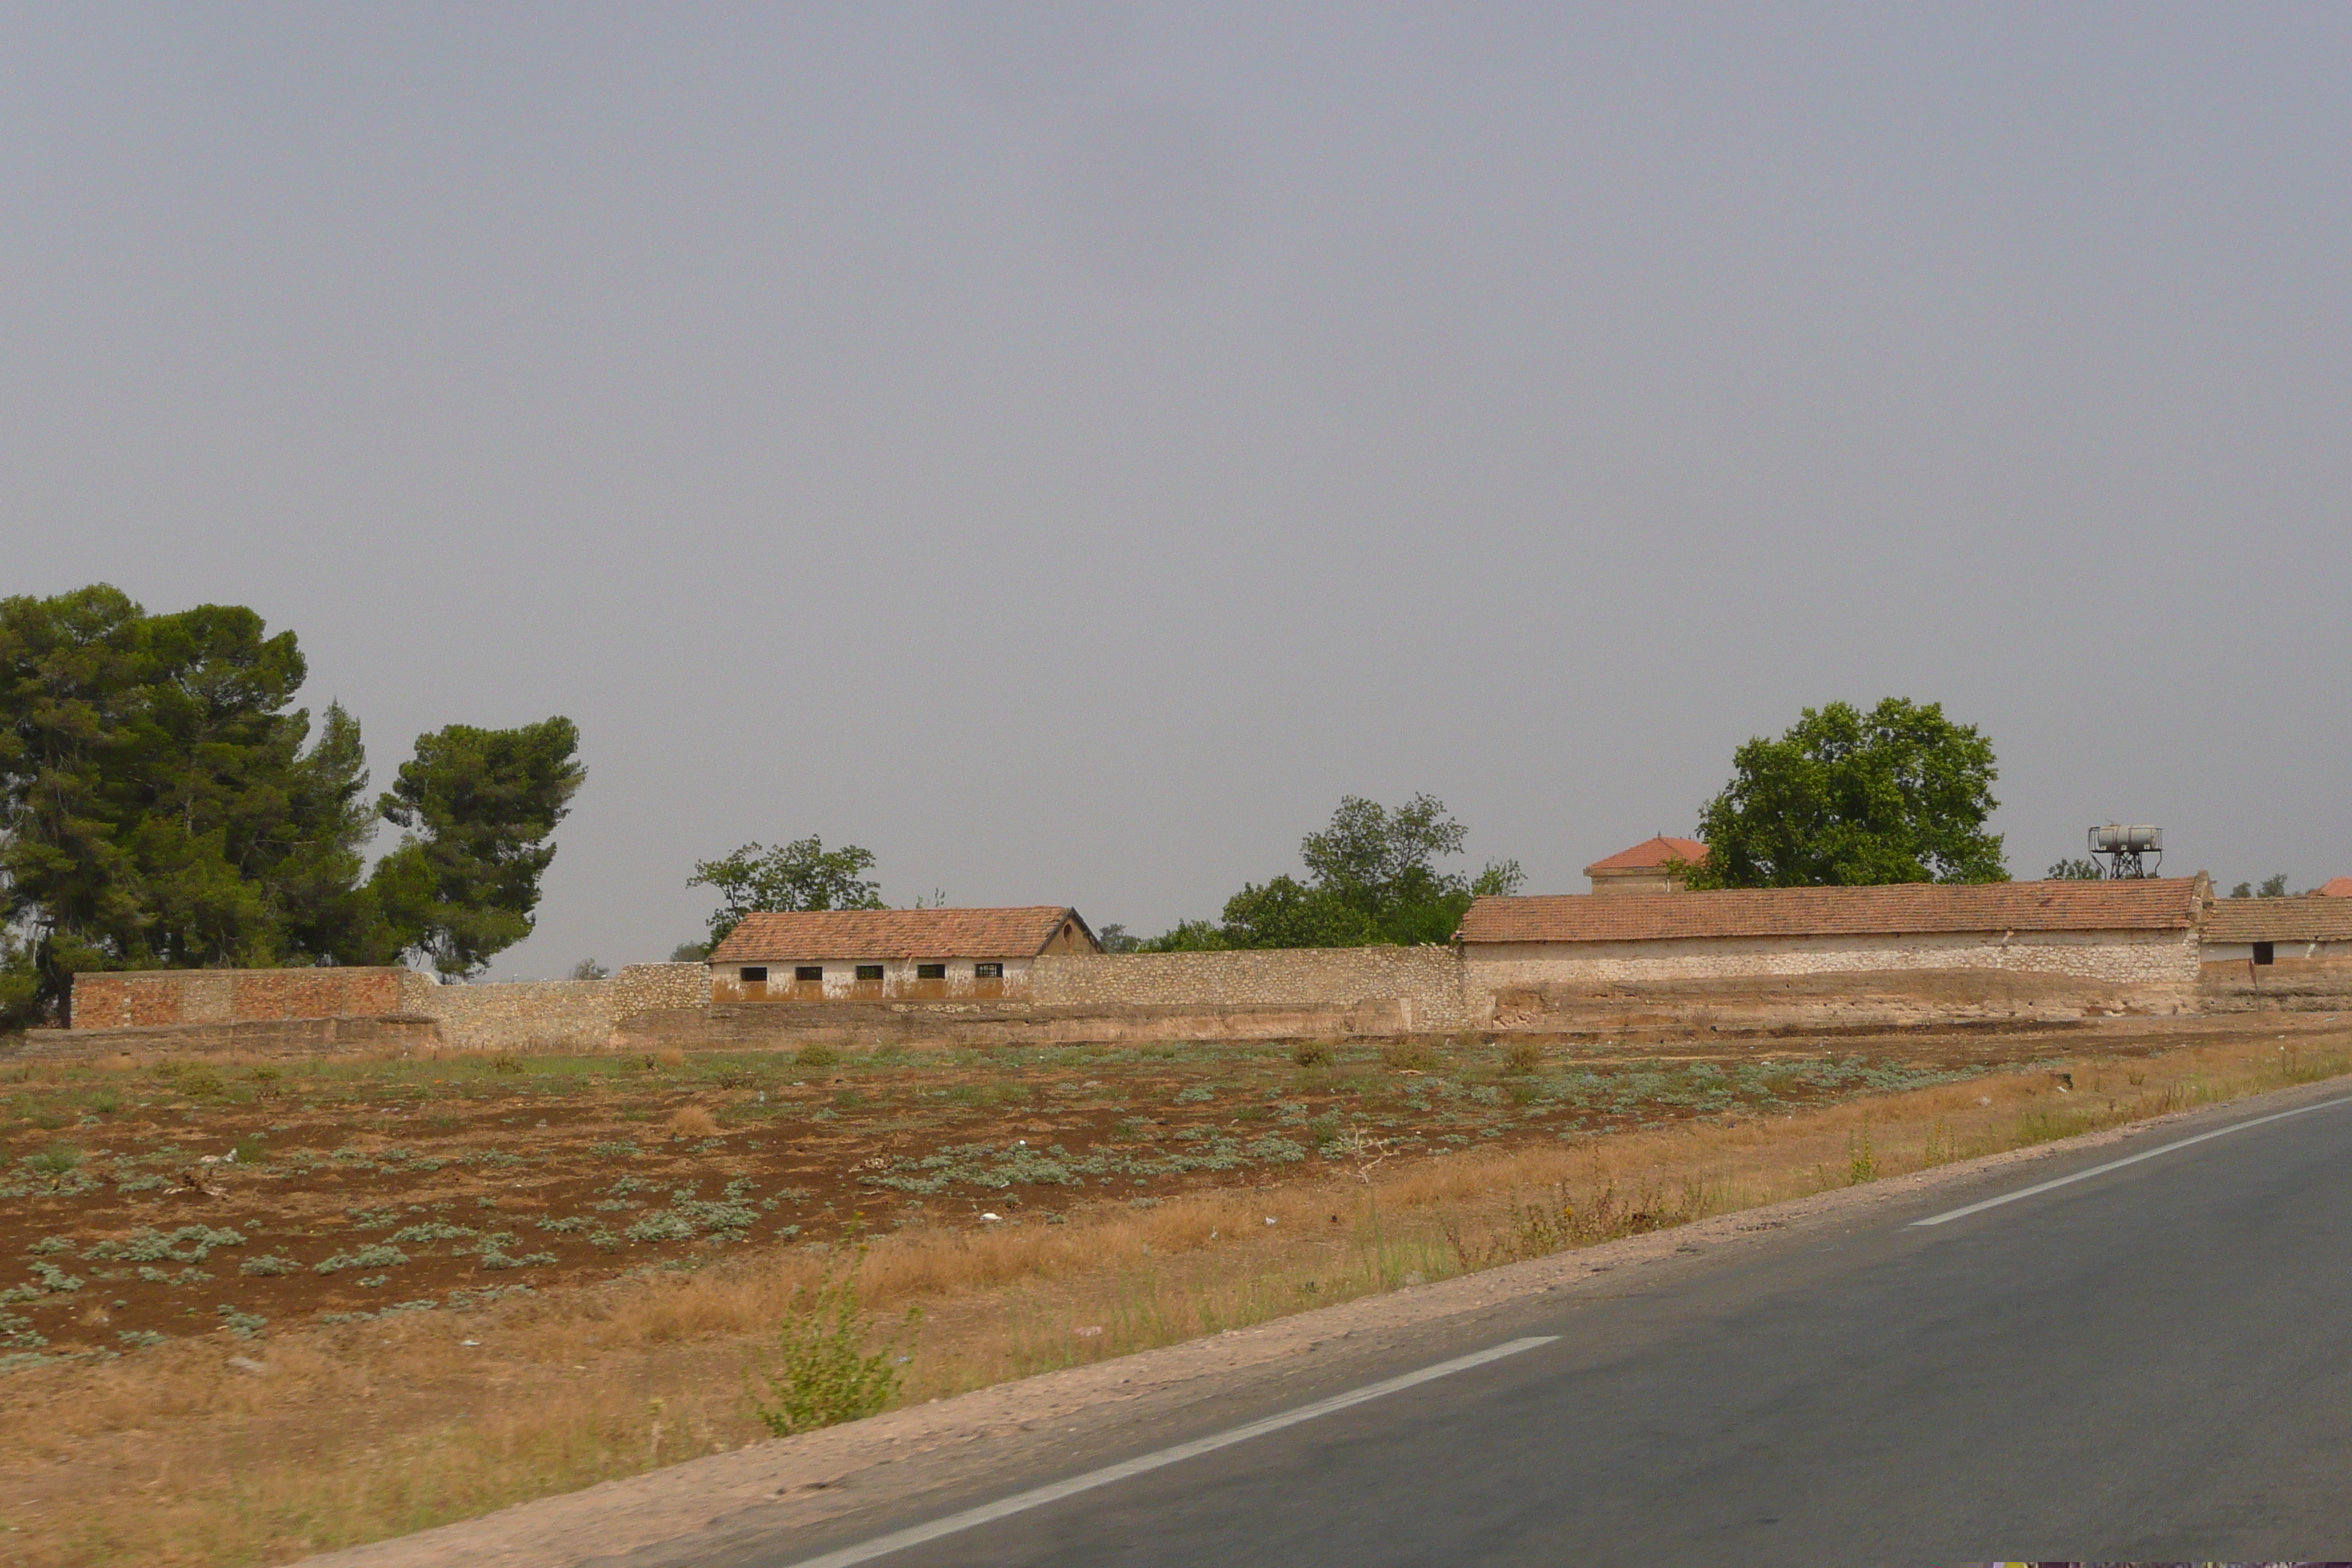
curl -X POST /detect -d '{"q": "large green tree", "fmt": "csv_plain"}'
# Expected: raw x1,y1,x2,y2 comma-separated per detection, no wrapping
1685,698,2007,889
1,587,384,1010
1142,794,1522,950
0,586,585,1019
688,835,883,949
371,718,586,978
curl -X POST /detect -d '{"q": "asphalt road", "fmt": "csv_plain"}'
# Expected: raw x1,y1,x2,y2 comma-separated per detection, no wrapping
736,1087,2352,1566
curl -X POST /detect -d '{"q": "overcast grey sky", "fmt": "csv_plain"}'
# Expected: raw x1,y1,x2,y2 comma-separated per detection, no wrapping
5,4,2347,976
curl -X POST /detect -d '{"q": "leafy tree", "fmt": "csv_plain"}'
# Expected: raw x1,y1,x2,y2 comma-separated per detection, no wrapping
1685,699,2007,889
1093,923,1142,954
2228,874,2291,899
689,835,883,948
370,718,586,979
1142,794,1522,950
1134,918,1232,953
0,586,589,1018
1,587,393,1020
1218,874,1376,949
0,927,38,1028
2046,857,2106,881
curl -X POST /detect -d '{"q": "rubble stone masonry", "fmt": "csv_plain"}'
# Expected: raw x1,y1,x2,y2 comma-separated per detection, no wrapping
399,964,709,1051
1030,946,1473,1031
1463,928,2201,1018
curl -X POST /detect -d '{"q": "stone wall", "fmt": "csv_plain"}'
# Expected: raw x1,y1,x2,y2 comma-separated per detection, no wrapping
1031,947,1472,1031
21,1014,441,1060
1467,929,2203,1031
1465,929,2199,988
403,963,707,1052
620,997,1426,1052
2200,949,2352,1013
69,968,410,1029
62,962,707,1054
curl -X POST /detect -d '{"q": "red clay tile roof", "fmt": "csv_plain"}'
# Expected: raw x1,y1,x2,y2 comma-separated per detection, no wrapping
2319,878,2352,898
2202,898,2352,943
1583,836,1709,875
708,907,1089,963
1458,878,2205,945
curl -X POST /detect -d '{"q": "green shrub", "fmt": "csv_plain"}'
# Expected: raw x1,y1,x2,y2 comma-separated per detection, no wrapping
1847,1123,1877,1186
1380,1040,1436,1072
745,1251,916,1438
1502,1041,1544,1076
170,1066,225,1098
314,1244,408,1275
625,1212,697,1244
1291,1040,1336,1068
794,1043,838,1069
86,1226,244,1264
23,1146,84,1177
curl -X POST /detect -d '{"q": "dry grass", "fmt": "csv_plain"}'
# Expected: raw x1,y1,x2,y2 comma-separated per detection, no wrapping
1,1022,2344,1566
663,1105,721,1139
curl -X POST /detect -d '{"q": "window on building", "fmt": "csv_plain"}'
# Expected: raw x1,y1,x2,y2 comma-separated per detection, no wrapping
739,967,768,984
2253,942,2276,966
974,962,1004,979
855,964,885,982
916,963,947,980
795,966,823,982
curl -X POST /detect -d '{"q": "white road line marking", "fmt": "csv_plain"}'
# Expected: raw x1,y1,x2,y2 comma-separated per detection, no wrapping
775,1335,1559,1568
1911,1092,2352,1228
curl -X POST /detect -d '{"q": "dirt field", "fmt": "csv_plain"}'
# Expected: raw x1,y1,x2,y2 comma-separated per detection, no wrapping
0,1025,2141,1360
0,1013,2343,1567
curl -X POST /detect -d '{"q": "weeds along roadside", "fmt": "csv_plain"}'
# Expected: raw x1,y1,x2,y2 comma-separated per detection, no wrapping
1,1025,2347,1568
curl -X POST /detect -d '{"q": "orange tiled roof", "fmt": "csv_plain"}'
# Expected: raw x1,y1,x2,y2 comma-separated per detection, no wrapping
1583,836,1709,875
2202,898,2352,943
708,907,1088,963
1458,878,2205,945
2318,878,2352,898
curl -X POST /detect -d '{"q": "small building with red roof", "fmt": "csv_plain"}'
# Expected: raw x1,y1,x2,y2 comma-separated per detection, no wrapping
2319,878,2352,898
1584,836,1709,896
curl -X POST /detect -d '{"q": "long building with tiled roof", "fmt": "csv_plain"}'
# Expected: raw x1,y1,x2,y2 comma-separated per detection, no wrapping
707,906,1096,1003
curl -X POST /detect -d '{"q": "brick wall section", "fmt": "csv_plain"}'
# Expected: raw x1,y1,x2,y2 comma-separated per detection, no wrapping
1030,947,1473,1031
69,968,410,1029
69,963,707,1051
